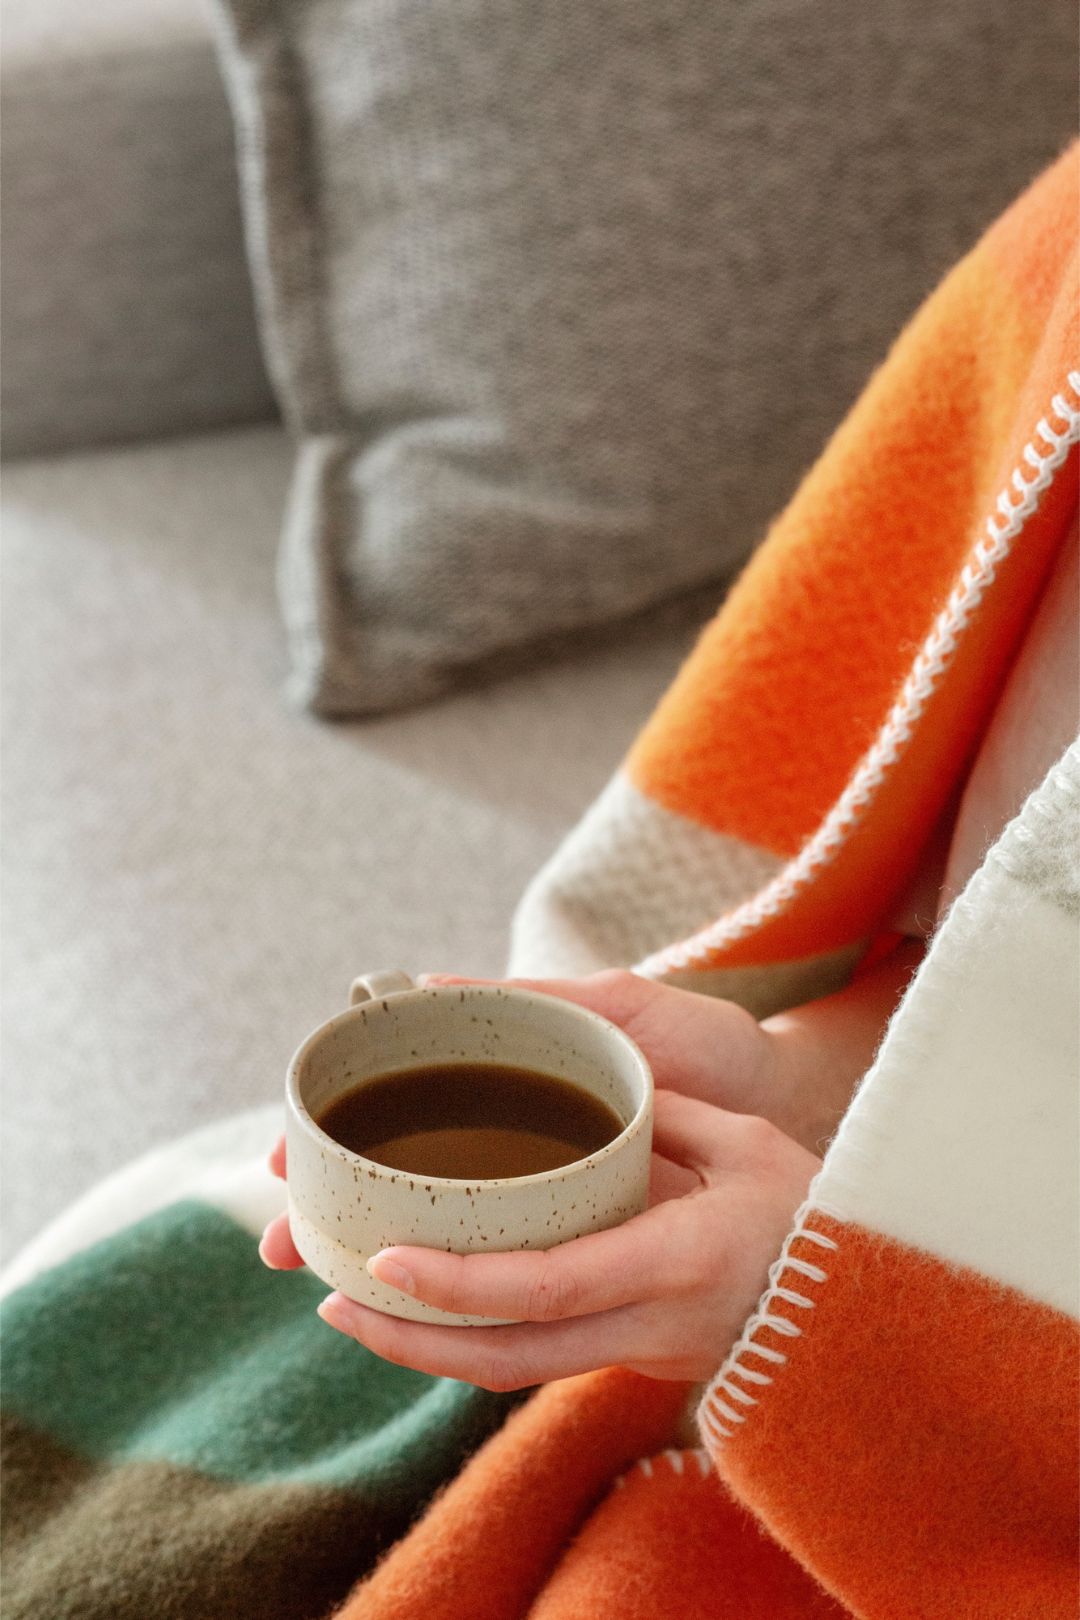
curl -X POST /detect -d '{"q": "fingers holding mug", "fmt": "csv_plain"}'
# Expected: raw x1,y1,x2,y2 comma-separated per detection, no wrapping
259,1210,305,1270
283,978,654,1325
268,1135,287,1181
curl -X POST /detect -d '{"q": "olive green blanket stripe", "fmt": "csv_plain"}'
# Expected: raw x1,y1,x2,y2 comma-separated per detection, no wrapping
2,1412,403,1620
0,1200,517,1489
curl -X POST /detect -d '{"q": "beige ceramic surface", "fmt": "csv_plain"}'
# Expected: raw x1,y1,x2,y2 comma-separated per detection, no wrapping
285,975,654,1325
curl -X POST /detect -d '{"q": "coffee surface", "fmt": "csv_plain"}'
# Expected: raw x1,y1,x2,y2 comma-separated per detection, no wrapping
315,1062,624,1180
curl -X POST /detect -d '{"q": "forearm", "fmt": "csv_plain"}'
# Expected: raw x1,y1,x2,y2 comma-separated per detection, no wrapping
760,938,925,1152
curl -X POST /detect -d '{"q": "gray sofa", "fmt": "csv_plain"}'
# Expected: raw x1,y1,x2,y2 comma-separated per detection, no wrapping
2,425,687,1260
3,0,1074,1262
0,0,693,1258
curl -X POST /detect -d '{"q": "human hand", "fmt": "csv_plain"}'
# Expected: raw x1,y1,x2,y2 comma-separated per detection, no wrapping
419,970,780,1119
260,1085,818,1388
411,966,919,1151
261,966,785,1274
260,967,776,1270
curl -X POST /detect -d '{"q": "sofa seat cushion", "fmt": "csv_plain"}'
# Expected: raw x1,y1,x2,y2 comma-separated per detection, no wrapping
0,426,689,1257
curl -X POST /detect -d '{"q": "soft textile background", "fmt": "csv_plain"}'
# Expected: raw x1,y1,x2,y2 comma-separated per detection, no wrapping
213,0,1077,714
0,427,691,1261
0,0,275,457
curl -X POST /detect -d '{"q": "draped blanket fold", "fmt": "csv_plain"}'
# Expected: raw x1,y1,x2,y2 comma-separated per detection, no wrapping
3,147,1077,1620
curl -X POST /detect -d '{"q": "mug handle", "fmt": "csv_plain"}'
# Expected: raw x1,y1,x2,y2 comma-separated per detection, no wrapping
349,969,416,1007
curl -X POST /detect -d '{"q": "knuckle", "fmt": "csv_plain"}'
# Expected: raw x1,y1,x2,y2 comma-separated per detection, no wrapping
670,1245,715,1295
587,969,653,1023
444,1263,472,1318
479,1353,529,1393
590,968,636,993
523,1257,581,1321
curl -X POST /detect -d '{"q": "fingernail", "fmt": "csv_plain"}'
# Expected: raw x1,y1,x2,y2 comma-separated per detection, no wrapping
317,1291,353,1329
367,1252,415,1294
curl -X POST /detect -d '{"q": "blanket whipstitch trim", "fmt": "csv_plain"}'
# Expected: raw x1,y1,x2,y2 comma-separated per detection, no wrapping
698,1199,841,1449
637,373,1080,979
614,1449,713,1489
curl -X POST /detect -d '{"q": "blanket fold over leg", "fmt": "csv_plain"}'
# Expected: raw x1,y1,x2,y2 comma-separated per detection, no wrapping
337,1369,691,1620
0,1196,520,1620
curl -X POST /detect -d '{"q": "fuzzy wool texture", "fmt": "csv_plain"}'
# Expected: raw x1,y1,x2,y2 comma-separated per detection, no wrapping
346,146,1080,1618
716,1221,1080,1620
525,1454,845,1620
338,1369,692,1620
692,743,1080,1615
336,1370,844,1619
0,1203,519,1620
1,1418,369,1620
2,143,1078,1620
513,146,1079,983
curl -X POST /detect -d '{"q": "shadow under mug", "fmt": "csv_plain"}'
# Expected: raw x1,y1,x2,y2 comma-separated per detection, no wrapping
285,972,654,1325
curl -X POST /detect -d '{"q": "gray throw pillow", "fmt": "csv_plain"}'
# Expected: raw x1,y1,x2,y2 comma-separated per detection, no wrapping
212,0,1075,716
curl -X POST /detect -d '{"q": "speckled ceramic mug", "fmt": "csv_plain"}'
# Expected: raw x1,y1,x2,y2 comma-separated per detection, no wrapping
285,971,653,1325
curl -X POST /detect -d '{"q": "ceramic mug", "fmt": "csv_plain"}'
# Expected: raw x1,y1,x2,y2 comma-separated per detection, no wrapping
285,971,654,1325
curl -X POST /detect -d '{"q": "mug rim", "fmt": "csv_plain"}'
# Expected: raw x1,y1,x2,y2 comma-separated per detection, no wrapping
285,983,653,1190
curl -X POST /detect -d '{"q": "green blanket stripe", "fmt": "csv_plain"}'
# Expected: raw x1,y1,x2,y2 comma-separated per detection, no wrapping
0,1200,519,1490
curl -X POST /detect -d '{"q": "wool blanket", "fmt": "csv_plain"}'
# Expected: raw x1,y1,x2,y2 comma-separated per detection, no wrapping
3,147,1077,1619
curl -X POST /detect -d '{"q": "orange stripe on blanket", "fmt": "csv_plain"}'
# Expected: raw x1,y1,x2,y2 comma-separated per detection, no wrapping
985,139,1080,315
338,1368,690,1620
712,1217,1080,1620
626,253,1049,857
666,450,1076,969
340,1369,848,1620
528,1449,846,1620
626,145,1078,974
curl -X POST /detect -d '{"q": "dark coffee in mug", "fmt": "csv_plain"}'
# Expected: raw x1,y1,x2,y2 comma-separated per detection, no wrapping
315,1061,624,1181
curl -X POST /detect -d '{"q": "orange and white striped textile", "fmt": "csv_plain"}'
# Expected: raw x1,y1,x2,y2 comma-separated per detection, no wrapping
511,147,1079,1019
341,147,1079,1619
702,737,1078,1618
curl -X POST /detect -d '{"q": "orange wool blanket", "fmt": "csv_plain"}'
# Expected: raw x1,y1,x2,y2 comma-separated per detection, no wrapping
341,146,1079,1620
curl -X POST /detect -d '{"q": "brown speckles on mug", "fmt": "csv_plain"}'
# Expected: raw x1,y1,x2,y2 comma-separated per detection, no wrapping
285,974,653,1326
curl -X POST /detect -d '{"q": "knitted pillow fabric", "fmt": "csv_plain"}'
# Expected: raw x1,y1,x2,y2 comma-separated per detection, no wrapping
211,0,1075,715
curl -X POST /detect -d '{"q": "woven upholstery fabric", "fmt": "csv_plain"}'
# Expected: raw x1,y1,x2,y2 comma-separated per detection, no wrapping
0,0,276,457
0,425,689,1261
